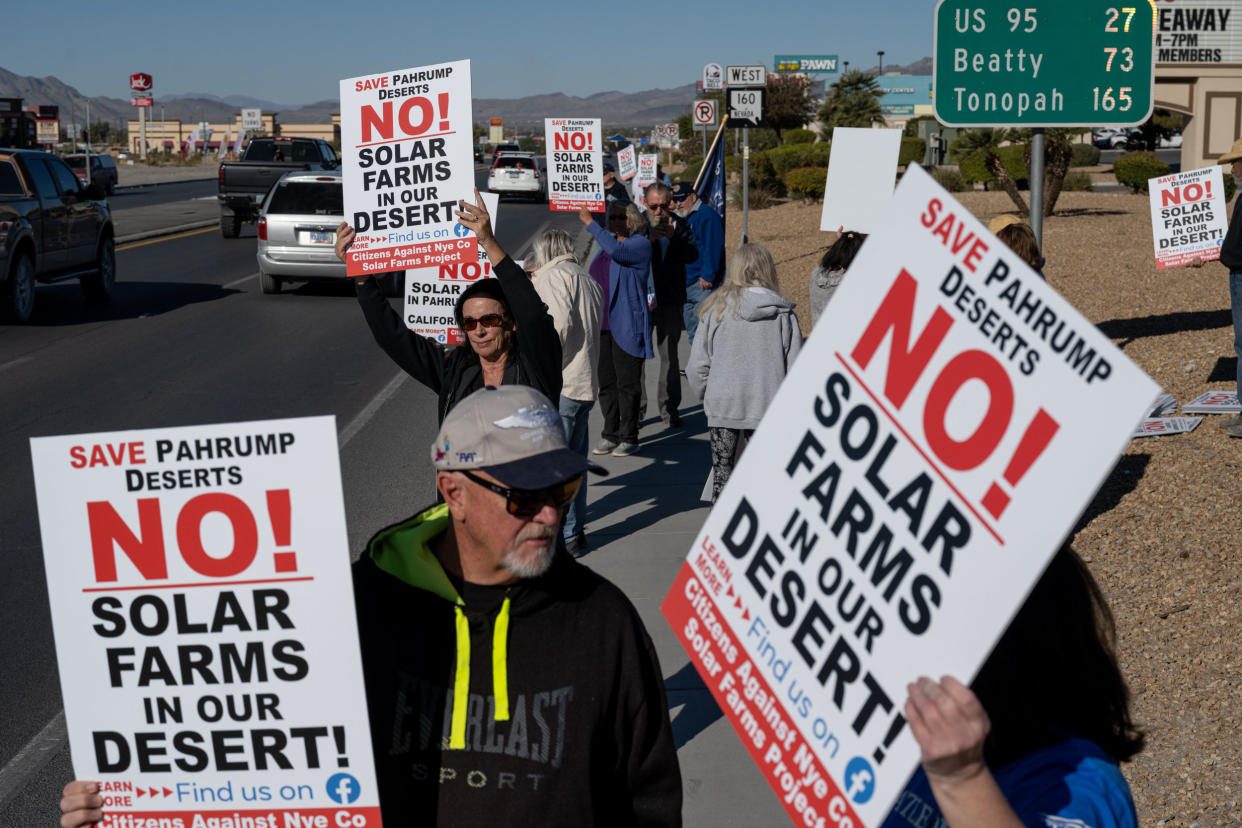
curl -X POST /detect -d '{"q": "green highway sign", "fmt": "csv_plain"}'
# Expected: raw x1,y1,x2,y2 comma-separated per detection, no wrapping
933,0,1155,127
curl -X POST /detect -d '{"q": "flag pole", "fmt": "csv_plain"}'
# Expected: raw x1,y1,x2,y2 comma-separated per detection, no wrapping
693,121,727,192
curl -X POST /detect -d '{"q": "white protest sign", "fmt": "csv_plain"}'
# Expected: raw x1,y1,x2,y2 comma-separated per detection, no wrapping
1148,165,1228,269
637,153,658,187
30,418,382,825
821,127,904,234
545,117,603,212
1133,416,1202,437
617,145,637,181
662,164,1158,827
339,59,477,278
405,191,500,345
1183,390,1241,413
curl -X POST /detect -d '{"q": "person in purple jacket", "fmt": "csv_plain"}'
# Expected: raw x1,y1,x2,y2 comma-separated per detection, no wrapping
887,546,1143,828
578,203,652,457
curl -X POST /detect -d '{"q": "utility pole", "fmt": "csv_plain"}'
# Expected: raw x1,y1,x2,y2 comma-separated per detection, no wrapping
877,51,885,75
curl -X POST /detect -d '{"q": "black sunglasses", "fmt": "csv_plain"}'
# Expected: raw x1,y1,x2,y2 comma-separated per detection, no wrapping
646,202,670,211
461,470,581,517
461,313,507,332
672,194,690,203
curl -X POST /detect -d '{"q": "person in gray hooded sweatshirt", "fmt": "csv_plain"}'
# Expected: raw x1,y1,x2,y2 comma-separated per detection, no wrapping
686,243,802,501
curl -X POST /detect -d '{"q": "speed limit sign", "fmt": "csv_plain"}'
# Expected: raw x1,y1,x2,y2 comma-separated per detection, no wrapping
693,99,717,127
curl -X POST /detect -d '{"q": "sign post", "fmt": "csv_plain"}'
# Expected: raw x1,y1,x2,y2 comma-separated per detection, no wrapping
933,0,1157,245
130,73,153,160
726,79,767,244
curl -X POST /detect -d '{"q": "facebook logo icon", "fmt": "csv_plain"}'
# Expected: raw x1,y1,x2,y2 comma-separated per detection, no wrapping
843,756,876,804
326,772,361,804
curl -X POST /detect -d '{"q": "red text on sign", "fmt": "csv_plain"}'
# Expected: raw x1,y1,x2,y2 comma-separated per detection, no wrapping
361,94,450,143
1161,179,1212,206
70,442,147,469
920,198,989,273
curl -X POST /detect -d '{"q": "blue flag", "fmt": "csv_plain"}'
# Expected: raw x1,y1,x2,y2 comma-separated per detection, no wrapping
695,125,726,231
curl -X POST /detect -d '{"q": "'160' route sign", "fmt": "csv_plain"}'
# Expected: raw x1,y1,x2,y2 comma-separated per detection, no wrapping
933,0,1155,127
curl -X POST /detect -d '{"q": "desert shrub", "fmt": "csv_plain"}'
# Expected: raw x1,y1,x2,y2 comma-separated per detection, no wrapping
931,167,968,192
904,115,939,138
767,143,831,180
680,158,704,184
1113,151,1170,193
1061,171,1093,191
956,145,1028,187
729,180,780,209
784,128,817,145
749,128,781,151
785,166,827,199
899,136,926,166
1070,143,1101,167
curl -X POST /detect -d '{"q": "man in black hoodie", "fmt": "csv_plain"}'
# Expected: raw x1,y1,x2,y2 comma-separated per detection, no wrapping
352,385,682,825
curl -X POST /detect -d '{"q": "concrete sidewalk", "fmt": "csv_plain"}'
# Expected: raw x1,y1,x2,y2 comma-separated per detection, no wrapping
579,341,788,827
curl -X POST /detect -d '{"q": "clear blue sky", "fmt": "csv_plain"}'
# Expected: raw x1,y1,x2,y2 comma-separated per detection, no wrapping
7,0,933,105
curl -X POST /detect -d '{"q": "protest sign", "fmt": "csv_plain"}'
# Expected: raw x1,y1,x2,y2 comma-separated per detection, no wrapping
339,60,477,278
1183,390,1241,413
617,145,637,181
662,164,1158,826
1132,416,1202,437
636,153,658,187
404,191,500,345
544,118,603,212
1148,165,1227,269
821,127,903,234
31,418,382,825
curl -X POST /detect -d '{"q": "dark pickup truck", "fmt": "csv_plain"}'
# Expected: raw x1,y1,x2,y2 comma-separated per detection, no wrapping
1,148,116,323
217,136,338,237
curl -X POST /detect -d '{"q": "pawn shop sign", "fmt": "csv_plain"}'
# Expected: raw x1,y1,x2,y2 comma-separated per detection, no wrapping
129,72,153,92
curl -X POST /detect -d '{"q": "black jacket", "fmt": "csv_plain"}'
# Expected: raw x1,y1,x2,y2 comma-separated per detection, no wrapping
356,256,563,422
354,503,683,826
645,217,698,308
1222,191,1242,271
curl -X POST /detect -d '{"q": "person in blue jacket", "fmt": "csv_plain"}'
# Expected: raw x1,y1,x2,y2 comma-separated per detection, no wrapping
886,546,1144,828
672,181,724,345
578,202,653,457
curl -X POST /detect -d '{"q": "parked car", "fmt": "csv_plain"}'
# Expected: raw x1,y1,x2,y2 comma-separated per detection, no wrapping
63,153,118,195
474,146,484,164
256,170,401,296
218,136,338,238
487,152,544,201
1159,133,1184,149
491,142,521,161
0,148,116,323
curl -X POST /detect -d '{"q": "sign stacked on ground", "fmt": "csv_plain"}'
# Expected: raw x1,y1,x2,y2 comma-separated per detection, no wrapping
662,164,1158,826
31,417,382,826
339,60,477,278
404,192,500,345
544,118,603,212
1148,165,1228,269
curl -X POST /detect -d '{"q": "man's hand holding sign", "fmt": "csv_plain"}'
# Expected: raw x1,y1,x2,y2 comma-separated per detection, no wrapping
662,164,1158,827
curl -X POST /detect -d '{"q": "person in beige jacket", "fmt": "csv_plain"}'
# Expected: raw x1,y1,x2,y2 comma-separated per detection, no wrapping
530,229,603,556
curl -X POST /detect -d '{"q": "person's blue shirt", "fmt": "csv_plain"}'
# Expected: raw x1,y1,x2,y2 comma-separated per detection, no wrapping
586,222,654,360
883,738,1137,828
683,202,724,287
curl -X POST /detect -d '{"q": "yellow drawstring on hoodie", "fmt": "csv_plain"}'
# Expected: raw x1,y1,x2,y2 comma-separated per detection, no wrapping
449,597,512,749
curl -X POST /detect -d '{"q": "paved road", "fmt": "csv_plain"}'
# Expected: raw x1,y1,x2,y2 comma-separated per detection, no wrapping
107,179,217,210
0,192,584,824
1099,146,1182,169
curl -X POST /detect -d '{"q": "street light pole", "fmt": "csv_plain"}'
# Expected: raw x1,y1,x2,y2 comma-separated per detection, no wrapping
877,51,885,75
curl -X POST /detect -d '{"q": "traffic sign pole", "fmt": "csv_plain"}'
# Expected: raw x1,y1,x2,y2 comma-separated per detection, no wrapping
1030,129,1046,247
742,127,749,244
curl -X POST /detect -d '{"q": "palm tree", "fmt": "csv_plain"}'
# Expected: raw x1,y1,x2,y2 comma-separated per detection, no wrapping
951,128,1028,212
818,71,885,130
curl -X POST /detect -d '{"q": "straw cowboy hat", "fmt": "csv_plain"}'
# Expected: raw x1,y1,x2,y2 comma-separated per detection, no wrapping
1219,138,1242,165
988,214,1024,235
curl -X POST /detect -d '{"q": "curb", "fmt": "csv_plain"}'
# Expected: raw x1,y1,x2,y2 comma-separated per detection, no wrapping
117,220,218,244
116,176,217,192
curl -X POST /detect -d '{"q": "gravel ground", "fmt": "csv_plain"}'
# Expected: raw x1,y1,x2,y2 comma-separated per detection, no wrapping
725,189,1242,826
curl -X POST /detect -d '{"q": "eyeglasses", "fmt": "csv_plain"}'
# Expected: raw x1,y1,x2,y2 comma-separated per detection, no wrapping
647,202,670,211
461,313,507,332
461,470,582,517
672,194,690,203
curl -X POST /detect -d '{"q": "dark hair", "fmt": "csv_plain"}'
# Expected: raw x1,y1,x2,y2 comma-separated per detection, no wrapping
819,230,867,272
996,223,1044,274
972,546,1144,767
453,278,511,328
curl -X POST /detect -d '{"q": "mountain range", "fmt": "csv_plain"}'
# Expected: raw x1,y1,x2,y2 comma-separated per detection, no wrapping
1,59,933,131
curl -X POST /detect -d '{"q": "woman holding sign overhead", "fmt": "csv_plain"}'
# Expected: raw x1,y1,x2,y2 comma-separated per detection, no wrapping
885,546,1143,828
333,189,561,424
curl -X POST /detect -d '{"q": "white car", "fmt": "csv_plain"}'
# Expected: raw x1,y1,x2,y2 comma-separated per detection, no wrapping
487,152,544,201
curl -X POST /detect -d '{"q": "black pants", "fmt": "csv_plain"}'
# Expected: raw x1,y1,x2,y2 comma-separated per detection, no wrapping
651,304,683,415
598,331,644,444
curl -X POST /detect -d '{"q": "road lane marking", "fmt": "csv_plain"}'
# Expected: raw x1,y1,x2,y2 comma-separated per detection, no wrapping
117,226,216,251
0,356,33,374
0,711,66,810
224,272,259,289
339,369,408,448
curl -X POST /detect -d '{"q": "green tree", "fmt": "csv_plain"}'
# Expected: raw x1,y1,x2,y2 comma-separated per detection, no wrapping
765,74,817,144
473,122,487,143
818,71,884,130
